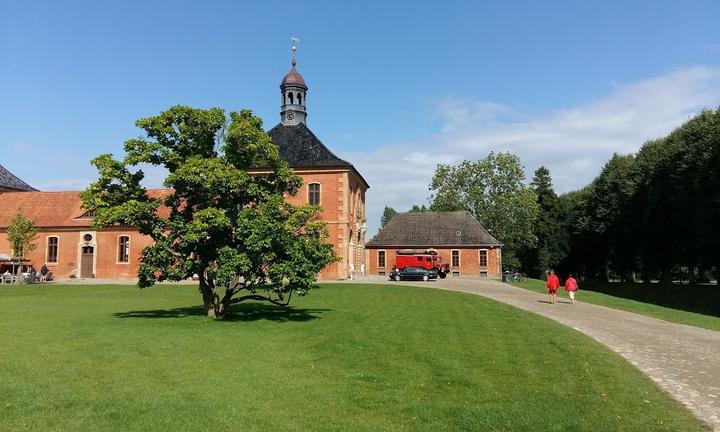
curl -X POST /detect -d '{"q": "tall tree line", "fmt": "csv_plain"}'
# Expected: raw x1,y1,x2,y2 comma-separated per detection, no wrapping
555,107,720,283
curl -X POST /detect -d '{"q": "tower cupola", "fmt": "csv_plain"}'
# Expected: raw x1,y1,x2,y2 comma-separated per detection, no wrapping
280,41,308,126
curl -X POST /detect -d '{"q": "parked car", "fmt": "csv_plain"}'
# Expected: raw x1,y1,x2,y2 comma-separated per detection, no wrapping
389,266,439,282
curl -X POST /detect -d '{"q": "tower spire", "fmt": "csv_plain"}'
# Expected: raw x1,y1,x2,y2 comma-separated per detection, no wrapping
280,37,307,126
290,36,299,67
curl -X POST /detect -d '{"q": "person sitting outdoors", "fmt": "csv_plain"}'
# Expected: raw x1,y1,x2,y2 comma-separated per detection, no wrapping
40,264,53,281
27,265,37,283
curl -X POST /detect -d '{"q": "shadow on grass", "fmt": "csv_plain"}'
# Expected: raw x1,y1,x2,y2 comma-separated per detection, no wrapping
582,282,720,318
113,302,330,322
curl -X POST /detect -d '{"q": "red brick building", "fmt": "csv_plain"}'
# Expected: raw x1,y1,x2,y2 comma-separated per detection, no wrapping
0,190,170,279
365,211,503,279
0,54,368,280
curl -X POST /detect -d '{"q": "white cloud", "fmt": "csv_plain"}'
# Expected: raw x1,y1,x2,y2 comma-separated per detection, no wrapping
436,97,511,132
343,66,720,237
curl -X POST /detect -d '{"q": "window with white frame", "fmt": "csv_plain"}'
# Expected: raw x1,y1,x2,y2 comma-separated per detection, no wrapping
47,237,59,263
118,236,130,262
308,183,321,206
479,249,488,267
451,250,460,267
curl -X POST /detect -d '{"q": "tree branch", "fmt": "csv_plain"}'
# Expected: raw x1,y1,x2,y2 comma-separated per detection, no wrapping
229,293,291,306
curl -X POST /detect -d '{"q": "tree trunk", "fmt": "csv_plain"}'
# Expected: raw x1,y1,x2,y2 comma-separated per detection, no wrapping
199,277,218,319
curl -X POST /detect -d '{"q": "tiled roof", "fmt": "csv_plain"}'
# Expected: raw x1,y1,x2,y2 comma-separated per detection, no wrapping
0,189,172,228
366,211,502,247
267,123,369,188
0,164,36,191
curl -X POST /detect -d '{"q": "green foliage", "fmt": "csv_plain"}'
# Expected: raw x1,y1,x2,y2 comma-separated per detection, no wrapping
82,106,337,319
559,107,720,283
521,167,568,277
6,212,38,259
429,152,539,268
380,206,397,228
409,204,428,212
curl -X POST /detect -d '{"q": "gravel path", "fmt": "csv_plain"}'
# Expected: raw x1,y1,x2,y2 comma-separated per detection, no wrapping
348,276,720,430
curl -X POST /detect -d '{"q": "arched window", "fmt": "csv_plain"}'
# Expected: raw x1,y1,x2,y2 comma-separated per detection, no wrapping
308,183,321,206
47,237,59,263
118,236,130,262
288,92,294,104
297,93,302,105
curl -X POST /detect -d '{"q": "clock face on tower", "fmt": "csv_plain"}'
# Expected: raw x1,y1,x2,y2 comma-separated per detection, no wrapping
287,112,295,120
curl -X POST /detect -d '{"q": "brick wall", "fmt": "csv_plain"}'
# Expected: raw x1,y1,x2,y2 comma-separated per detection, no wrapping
0,228,154,279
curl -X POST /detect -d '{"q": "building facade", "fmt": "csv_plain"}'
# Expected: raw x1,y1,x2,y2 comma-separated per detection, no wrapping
0,55,368,280
365,211,503,279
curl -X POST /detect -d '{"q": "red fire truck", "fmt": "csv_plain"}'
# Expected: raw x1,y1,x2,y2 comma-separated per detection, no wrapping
394,249,450,278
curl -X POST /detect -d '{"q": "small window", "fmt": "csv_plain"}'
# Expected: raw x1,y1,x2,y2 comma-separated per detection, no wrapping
47,237,59,263
289,92,294,104
480,271,488,278
479,250,488,267
378,251,386,268
451,250,460,267
308,183,321,206
417,256,423,262
118,236,130,262
297,92,302,105
452,271,460,277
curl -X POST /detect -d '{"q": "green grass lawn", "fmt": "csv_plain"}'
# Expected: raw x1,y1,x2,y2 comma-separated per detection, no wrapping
510,278,720,332
0,283,708,431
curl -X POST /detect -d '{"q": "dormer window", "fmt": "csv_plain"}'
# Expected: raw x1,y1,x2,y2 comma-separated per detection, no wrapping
75,209,96,219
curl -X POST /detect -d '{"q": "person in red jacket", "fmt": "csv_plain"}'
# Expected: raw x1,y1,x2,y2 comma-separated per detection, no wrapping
546,270,560,304
565,274,579,304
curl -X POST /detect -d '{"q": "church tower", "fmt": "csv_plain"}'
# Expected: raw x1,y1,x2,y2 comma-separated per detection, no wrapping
268,41,369,280
280,43,307,126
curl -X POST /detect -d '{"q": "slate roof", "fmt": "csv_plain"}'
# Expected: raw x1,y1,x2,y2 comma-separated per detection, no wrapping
366,211,502,247
0,164,36,191
0,189,172,228
267,123,369,188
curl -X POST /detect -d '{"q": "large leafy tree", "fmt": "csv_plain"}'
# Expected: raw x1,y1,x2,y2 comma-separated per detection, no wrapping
82,106,337,319
429,152,539,269
582,154,637,281
522,166,568,277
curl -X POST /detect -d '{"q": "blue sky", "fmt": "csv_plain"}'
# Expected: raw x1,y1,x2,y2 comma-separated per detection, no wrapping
2,0,720,234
